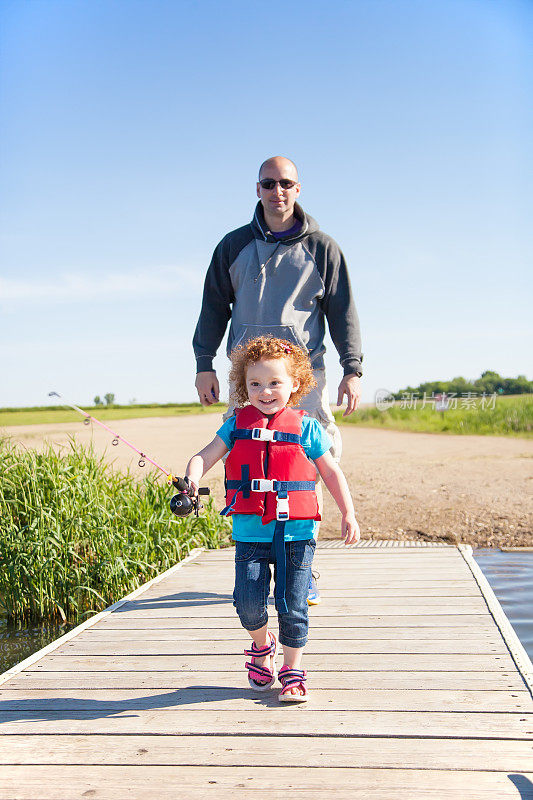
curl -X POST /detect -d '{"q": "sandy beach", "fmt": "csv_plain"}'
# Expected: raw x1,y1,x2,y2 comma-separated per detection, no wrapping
5,414,532,548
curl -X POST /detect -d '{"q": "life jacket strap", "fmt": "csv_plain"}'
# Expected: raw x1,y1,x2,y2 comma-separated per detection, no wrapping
225,479,315,493
273,519,289,614
232,428,302,445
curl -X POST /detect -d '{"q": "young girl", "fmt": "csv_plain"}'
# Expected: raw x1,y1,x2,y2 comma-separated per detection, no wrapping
185,336,359,702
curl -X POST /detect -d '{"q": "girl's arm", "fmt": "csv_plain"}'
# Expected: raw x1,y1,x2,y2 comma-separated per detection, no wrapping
314,450,360,544
185,435,229,492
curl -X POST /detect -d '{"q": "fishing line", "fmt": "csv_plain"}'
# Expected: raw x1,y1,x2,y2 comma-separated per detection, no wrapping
48,391,210,516
48,391,171,479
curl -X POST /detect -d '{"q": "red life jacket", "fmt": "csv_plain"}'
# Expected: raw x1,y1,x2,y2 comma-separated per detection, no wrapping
224,404,320,524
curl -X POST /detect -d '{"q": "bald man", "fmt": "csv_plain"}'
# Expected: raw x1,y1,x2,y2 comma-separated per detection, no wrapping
193,157,363,601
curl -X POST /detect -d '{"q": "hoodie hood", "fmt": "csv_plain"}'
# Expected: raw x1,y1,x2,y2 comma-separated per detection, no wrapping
251,201,320,243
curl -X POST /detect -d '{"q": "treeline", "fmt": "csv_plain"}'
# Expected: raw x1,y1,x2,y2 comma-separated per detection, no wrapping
395,371,532,400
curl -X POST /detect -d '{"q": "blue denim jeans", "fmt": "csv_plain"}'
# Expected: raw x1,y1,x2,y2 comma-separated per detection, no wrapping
233,538,316,648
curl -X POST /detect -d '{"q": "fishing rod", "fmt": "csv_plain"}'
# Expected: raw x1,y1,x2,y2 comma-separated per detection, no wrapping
48,391,210,517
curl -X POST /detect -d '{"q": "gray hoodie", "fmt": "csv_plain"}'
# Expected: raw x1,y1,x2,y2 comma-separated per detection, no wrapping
193,202,363,376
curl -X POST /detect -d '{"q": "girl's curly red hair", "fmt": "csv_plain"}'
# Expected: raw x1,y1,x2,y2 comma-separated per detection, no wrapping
229,336,316,408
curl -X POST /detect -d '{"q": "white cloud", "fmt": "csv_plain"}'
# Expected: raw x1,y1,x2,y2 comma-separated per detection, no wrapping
0,265,204,304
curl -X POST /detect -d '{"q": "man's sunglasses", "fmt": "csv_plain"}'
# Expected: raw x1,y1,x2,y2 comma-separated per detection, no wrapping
258,178,297,190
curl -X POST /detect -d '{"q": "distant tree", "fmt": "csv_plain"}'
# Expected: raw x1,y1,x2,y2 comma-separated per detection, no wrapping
93,396,103,406
446,376,475,395
474,371,505,395
394,371,532,399
104,393,115,406
504,375,532,395
128,398,137,405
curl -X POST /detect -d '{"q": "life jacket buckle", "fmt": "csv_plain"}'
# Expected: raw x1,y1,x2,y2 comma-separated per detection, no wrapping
251,479,275,492
252,428,275,441
276,496,290,520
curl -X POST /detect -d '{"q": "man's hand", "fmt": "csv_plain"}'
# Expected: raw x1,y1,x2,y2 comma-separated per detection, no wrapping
195,371,220,406
342,514,361,545
337,373,361,417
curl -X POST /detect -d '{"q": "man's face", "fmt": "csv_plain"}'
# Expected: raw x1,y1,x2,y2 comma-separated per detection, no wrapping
256,160,301,220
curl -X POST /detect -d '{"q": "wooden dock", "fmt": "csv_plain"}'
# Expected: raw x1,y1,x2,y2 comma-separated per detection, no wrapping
1,542,532,799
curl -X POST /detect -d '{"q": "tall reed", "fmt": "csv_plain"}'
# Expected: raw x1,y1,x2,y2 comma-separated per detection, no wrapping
0,437,232,623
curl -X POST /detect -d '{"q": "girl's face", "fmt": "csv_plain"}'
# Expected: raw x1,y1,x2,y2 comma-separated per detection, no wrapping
245,357,300,415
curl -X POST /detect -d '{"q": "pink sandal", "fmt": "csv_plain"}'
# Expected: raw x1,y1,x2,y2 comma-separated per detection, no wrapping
244,632,278,691
278,665,308,702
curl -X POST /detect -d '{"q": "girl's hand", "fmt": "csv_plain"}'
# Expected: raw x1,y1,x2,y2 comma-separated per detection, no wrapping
184,476,199,497
342,515,360,545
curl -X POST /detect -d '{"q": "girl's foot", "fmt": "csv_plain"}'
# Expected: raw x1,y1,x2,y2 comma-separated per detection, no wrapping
244,631,278,691
278,665,308,702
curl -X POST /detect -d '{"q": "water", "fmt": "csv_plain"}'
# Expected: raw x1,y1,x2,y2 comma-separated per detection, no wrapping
0,618,75,674
473,548,533,662
1,549,532,674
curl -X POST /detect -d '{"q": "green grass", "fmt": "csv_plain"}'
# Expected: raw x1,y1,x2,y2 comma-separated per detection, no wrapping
0,436,232,623
336,394,533,437
0,403,228,427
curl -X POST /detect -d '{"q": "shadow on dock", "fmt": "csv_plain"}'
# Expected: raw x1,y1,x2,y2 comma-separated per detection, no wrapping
115,592,234,610
0,686,283,722
507,774,533,799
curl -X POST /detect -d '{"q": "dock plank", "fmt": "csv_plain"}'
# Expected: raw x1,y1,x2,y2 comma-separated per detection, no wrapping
139,586,482,597
0,710,531,739
4,669,525,690
111,599,489,616
91,613,497,628
58,637,509,655
23,652,518,671
0,687,530,711
1,734,533,772
54,625,501,640
0,765,532,800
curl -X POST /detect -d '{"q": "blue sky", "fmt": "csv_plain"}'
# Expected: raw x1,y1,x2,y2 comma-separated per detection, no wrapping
1,0,531,408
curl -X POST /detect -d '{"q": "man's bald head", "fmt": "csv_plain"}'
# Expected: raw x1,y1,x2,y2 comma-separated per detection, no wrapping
258,156,299,182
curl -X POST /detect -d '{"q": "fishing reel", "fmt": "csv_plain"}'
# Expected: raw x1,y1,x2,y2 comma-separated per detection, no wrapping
170,476,210,518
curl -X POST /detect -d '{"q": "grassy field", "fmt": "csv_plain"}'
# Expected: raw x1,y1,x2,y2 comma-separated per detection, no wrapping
335,393,533,437
0,402,228,427
3,396,531,437
0,437,232,623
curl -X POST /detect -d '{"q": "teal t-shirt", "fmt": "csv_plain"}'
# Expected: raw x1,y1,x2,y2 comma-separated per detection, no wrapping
217,413,332,542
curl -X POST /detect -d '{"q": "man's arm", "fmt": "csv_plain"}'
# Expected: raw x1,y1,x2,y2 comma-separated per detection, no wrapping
314,237,363,415
193,237,234,373
192,237,234,405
